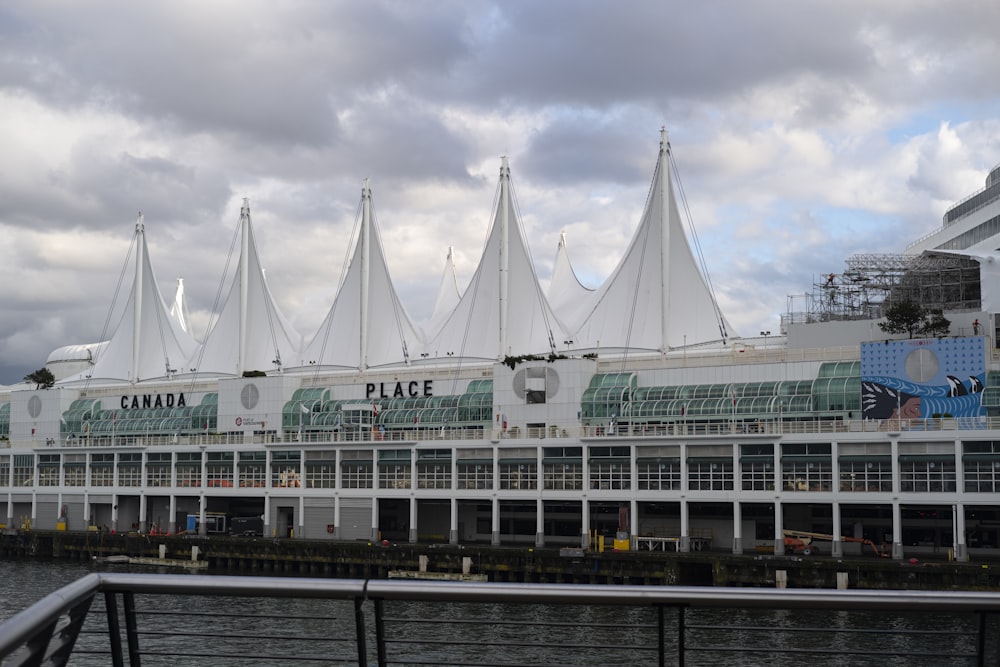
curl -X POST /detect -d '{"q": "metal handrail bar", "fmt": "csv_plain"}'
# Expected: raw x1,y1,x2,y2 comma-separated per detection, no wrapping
5,574,1000,666
0,573,100,666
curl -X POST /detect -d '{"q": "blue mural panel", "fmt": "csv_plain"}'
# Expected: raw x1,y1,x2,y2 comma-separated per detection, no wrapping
860,336,986,422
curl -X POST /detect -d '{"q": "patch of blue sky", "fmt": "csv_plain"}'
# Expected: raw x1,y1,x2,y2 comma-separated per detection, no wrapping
882,103,977,144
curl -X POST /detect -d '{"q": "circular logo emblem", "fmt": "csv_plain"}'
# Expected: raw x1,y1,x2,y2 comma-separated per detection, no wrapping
235,417,243,427
28,395,42,418
241,384,260,410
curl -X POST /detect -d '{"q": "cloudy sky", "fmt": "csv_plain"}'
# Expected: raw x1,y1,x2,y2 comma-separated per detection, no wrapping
1,1,999,386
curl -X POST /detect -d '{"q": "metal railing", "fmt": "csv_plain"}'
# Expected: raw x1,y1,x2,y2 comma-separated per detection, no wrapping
3,574,1000,666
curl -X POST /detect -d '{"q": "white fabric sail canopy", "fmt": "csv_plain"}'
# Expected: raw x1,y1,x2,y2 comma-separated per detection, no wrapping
191,200,303,376
66,215,199,384
423,157,570,360
546,231,596,333
300,180,423,369
569,130,729,353
50,132,732,383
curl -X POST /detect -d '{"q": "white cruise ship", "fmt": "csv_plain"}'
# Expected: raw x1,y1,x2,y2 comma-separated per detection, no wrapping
2,132,999,563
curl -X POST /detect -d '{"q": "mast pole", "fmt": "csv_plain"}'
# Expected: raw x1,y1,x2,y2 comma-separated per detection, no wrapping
361,179,371,370
499,157,510,360
660,128,671,353
132,213,144,384
239,199,250,374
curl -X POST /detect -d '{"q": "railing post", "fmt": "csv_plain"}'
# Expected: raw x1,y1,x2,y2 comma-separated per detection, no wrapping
374,598,387,667
104,592,125,667
123,592,141,667
354,597,368,667
677,605,685,667
656,605,665,667
976,611,986,667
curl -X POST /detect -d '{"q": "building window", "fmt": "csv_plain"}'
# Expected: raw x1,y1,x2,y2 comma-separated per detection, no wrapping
206,452,234,488
238,452,266,488
782,461,832,492
900,460,956,492
305,463,336,489
589,462,631,490
90,454,114,487
13,455,34,486
839,460,891,492
543,462,582,490
741,461,774,491
637,461,680,490
177,452,202,488
379,464,411,489
341,462,373,489
688,461,733,491
64,464,85,487
38,455,60,487
0,456,9,486
417,462,451,489
146,453,171,487
117,454,142,487
271,452,301,488
499,462,537,490
457,463,493,489
964,460,1000,493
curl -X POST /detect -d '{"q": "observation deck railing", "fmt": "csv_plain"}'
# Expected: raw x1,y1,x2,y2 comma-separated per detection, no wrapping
3,574,1000,666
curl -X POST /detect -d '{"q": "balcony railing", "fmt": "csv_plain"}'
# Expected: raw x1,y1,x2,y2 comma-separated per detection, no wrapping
3,574,1000,666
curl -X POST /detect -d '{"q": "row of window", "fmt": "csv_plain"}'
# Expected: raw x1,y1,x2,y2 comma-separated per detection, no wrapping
11,459,997,493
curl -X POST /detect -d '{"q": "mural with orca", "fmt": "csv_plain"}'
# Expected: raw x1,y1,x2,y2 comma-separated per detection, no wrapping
860,336,987,424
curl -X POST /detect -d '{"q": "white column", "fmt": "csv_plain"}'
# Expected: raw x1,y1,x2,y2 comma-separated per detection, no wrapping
198,493,207,537
679,499,690,552
371,498,379,542
891,501,903,560
333,495,341,538
139,493,148,533
630,498,638,542
733,501,743,555
491,495,500,546
580,497,590,549
168,495,177,534
111,493,119,534
409,496,418,544
955,503,968,562
263,493,271,537
831,502,842,557
535,497,545,548
773,500,784,555
297,495,305,539
450,497,459,545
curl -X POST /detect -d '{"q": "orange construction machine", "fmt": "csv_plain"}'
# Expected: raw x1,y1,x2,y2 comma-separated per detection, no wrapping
782,529,888,557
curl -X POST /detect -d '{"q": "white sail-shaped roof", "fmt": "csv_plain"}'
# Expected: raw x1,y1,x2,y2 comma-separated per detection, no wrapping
190,200,302,375
570,130,729,353
546,232,596,332
300,180,422,369
64,215,199,384
423,157,570,360
168,278,192,336
426,246,461,332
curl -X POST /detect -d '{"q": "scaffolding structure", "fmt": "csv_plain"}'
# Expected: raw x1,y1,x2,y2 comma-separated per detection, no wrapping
783,253,981,330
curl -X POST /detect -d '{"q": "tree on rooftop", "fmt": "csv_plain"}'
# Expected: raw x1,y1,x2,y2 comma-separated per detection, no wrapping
24,367,55,389
878,300,951,339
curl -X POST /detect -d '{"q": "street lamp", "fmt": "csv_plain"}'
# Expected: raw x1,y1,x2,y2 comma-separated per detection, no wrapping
760,331,771,354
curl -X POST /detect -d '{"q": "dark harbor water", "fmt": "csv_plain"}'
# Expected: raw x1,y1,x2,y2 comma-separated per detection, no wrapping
0,559,992,666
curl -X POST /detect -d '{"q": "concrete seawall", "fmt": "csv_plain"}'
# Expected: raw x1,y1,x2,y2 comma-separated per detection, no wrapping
3,530,999,590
